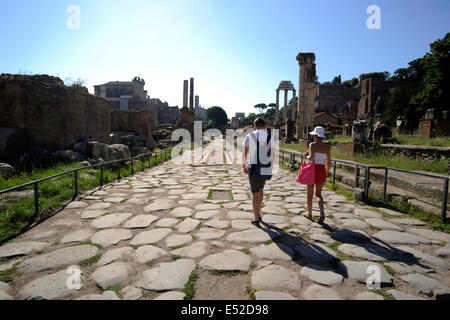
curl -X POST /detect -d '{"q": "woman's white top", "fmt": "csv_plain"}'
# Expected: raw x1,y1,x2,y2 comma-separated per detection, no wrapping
315,152,327,165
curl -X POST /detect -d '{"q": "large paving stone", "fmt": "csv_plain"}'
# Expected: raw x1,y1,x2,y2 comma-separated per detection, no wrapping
195,203,221,211
339,261,393,286
395,246,449,269
329,229,371,243
156,218,179,228
338,243,399,261
226,229,281,243
354,292,384,300
227,211,254,220
81,210,109,219
250,243,294,261
261,206,286,215
377,208,404,217
390,219,426,226
76,291,120,300
408,228,450,243
139,259,196,291
170,207,194,218
251,265,301,291
374,231,430,245
199,250,251,271
85,202,111,210
194,229,226,240
436,244,450,258
18,245,99,272
300,265,344,286
91,229,133,247
195,210,221,220
290,215,314,225
204,219,230,229
135,245,168,264
66,201,89,209
165,235,193,248
130,228,172,246
254,291,296,300
0,242,50,258
294,243,337,265
303,285,342,300
123,215,159,228
383,262,434,274
310,233,335,244
261,215,287,224
354,208,382,218
175,218,201,233
60,229,95,244
154,291,186,300
231,220,259,230
386,289,426,300
122,286,143,300
365,218,403,231
96,247,133,269
400,273,450,297
144,200,175,212
91,262,132,289
171,241,208,258
90,213,132,229
341,219,369,230
182,193,208,200
18,270,73,300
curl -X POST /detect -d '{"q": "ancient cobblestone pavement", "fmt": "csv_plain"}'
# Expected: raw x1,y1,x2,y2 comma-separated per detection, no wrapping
1,138,449,300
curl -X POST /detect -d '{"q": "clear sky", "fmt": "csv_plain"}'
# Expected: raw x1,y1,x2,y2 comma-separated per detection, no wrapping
0,0,449,118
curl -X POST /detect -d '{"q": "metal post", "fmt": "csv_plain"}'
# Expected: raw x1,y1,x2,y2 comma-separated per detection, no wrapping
441,178,448,223
100,165,104,188
74,170,78,197
34,182,39,218
131,156,134,176
355,164,359,188
383,168,388,201
142,155,144,172
365,166,370,203
332,161,336,187
117,163,121,181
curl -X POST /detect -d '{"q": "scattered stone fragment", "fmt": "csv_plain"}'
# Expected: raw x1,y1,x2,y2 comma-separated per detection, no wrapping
175,218,201,233
123,215,158,228
135,245,167,264
0,242,50,258
19,270,74,300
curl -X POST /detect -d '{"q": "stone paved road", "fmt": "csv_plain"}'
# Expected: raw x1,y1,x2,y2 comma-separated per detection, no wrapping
1,138,449,300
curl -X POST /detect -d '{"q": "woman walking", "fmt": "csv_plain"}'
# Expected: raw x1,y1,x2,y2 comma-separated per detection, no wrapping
303,126,331,223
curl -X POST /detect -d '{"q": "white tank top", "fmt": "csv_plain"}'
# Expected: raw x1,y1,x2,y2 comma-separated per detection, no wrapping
315,152,327,165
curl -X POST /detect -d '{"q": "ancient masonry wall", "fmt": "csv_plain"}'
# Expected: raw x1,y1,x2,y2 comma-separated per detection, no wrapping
110,109,153,140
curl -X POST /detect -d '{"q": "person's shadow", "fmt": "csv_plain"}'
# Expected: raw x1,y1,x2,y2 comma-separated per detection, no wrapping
255,218,431,286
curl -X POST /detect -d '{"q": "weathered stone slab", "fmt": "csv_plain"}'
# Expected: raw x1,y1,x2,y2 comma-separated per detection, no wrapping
91,229,133,247
123,215,158,228
122,286,142,300
144,200,175,212
436,244,450,258
339,261,393,286
231,220,259,230
182,193,208,200
238,204,253,211
175,218,200,233
386,289,426,300
227,229,281,244
81,210,109,219
261,214,286,224
135,245,167,264
294,243,337,265
227,211,254,220
395,246,449,269
90,213,132,229
329,229,371,243
76,291,120,300
255,291,296,300
290,215,314,225
365,218,403,231
261,206,286,215
200,250,251,271
130,229,172,246
377,208,404,216
170,207,194,218
154,291,186,300
341,219,369,230
171,241,207,259
301,265,344,286
390,219,426,226
251,265,301,291
303,285,342,300
354,292,384,300
18,245,99,272
222,202,240,209
18,270,73,300
374,231,430,245
66,201,88,209
204,219,230,229
195,210,221,220
384,262,434,274
250,243,294,261
338,243,399,261
98,247,134,267
91,262,132,289
195,203,221,211
0,242,50,258
165,235,193,248
408,228,450,243
400,273,450,297
60,229,95,244
194,229,226,240
333,213,356,220
354,208,382,218
156,218,179,228
85,202,112,210
139,259,195,291
310,233,335,244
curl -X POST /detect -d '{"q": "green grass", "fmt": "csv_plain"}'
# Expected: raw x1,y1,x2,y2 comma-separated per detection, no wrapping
240,248,250,254
394,135,450,147
371,289,396,300
0,148,172,243
327,135,352,143
171,254,181,261
105,284,125,298
64,241,102,250
264,240,274,245
182,270,199,300
79,254,102,266
328,241,352,261
0,261,21,282
246,285,256,300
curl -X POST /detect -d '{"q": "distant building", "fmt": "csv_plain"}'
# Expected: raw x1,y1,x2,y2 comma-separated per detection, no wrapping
194,106,207,120
235,112,245,119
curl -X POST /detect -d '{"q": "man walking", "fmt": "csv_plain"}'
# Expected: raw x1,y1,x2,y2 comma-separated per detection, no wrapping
242,118,275,226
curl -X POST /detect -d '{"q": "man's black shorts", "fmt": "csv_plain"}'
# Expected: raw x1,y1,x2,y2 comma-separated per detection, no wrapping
248,173,267,193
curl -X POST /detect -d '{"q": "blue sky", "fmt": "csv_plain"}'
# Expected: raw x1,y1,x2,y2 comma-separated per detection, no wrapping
0,0,449,117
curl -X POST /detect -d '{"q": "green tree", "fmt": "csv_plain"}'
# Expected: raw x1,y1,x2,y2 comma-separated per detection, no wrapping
254,103,268,114
411,33,449,111
206,106,228,127
385,87,420,128
343,77,359,87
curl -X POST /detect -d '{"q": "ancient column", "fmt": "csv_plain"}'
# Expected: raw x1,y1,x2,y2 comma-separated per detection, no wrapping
189,78,194,112
291,89,297,120
283,90,288,121
296,53,317,139
275,89,280,124
183,80,188,108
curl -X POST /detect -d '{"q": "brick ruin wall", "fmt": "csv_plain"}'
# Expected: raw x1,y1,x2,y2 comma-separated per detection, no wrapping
110,109,153,140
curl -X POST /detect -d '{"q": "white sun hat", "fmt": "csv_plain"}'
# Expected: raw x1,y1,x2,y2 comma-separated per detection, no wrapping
309,126,326,139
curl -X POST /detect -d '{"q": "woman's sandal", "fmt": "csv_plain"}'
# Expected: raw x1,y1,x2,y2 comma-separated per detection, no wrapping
318,214,325,223
303,214,314,221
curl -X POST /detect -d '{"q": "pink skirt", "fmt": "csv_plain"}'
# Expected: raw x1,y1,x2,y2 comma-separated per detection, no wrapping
315,164,327,183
